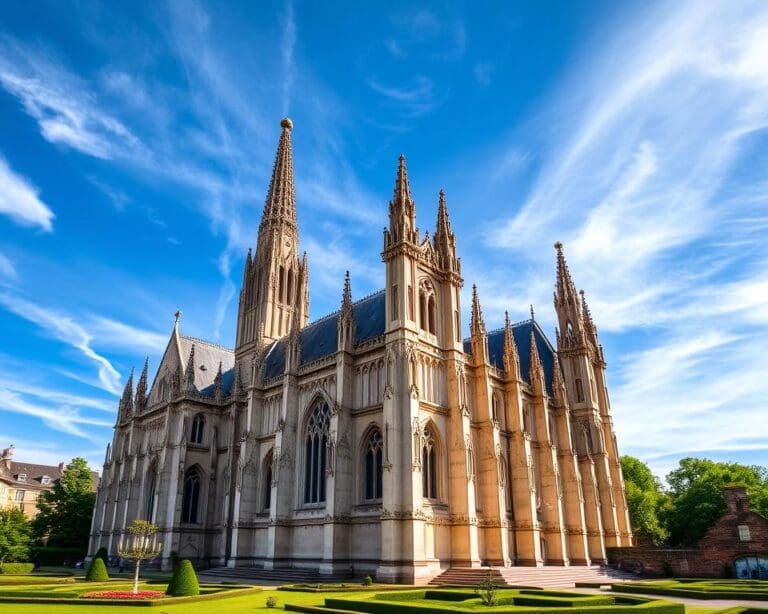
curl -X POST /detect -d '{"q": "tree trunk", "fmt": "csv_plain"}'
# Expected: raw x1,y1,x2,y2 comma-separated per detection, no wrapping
133,561,141,594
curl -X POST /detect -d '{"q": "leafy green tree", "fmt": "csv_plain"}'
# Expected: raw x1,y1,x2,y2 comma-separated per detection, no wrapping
664,457,768,546
32,457,96,548
0,507,32,563
621,455,669,544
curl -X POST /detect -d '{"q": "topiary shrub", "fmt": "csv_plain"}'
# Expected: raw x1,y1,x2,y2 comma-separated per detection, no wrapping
85,557,109,582
165,559,199,596
0,562,35,574
363,575,373,586
266,595,277,608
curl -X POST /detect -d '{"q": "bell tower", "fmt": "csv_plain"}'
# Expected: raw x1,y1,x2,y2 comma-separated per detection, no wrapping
236,118,309,358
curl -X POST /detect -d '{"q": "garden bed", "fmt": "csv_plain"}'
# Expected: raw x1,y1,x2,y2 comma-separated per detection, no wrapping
286,587,684,613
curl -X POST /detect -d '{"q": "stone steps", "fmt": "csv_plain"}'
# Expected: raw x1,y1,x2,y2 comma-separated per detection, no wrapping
429,565,638,588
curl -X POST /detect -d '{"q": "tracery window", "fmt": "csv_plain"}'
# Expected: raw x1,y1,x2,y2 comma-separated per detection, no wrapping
190,414,205,444
181,467,201,523
304,400,331,504
419,281,437,335
421,427,438,499
363,428,383,501
263,450,273,511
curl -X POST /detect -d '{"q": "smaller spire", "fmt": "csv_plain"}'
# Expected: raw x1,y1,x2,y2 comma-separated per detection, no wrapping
530,304,536,321
580,289,597,337
341,270,353,314
135,357,149,411
470,284,486,338
338,270,355,351
529,330,545,394
392,154,413,207
184,344,196,392
233,364,244,398
119,368,135,422
214,361,224,402
552,358,567,406
503,311,520,378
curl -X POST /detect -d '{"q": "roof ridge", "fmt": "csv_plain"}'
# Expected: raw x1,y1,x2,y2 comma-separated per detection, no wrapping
303,288,385,329
485,317,535,336
179,334,234,353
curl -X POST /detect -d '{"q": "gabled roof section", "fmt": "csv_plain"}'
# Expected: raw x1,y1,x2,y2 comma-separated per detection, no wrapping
177,335,235,392
464,319,557,394
263,290,386,379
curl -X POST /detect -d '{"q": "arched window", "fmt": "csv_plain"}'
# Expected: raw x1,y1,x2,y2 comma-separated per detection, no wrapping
364,428,383,501
145,468,157,521
263,451,273,511
422,427,438,499
427,295,436,334
304,400,331,504
278,266,285,303
190,414,205,444
419,291,427,330
181,467,201,523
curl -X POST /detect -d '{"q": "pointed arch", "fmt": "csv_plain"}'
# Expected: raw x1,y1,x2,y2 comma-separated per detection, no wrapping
303,397,332,504
278,265,285,303
181,465,203,523
145,460,158,522
361,425,383,501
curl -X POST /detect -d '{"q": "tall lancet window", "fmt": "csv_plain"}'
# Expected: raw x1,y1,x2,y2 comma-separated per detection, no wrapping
422,427,438,499
419,281,437,335
364,428,383,501
304,400,331,504
145,468,157,522
181,467,201,523
263,450,273,511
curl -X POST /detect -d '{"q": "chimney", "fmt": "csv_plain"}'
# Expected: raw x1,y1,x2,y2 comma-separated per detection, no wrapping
724,485,749,515
1,444,14,471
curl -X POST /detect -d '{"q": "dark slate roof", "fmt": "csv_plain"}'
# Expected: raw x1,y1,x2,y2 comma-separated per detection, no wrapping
197,366,237,398
463,319,557,394
264,290,386,379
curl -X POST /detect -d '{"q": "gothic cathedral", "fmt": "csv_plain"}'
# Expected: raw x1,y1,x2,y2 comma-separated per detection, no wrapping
89,118,632,582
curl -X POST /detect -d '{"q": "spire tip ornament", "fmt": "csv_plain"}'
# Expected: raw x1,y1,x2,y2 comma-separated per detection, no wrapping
281,117,293,130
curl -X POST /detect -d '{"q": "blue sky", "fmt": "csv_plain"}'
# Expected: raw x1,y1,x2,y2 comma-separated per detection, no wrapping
0,1,766,482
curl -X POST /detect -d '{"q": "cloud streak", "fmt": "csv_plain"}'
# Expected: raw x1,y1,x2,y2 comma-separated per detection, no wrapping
0,155,54,231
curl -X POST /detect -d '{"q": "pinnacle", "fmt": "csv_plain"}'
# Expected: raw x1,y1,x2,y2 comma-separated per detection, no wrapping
470,284,486,336
261,118,297,230
392,154,413,206
554,241,577,304
341,270,353,312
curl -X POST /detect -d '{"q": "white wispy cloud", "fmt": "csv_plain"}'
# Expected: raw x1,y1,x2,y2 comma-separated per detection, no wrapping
0,39,141,159
467,0,768,474
0,155,54,231
367,75,437,117
0,251,16,280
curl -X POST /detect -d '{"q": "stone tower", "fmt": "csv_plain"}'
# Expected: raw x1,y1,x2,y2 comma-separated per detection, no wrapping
236,118,309,358
553,242,632,550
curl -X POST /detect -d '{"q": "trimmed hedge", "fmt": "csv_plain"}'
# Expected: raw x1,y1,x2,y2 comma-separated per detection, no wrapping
0,563,35,574
614,582,768,601
165,559,199,597
85,557,109,582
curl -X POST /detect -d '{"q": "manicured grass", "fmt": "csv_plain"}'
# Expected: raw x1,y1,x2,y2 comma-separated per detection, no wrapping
612,580,768,601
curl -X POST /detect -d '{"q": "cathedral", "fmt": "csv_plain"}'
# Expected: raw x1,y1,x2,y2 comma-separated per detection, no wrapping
89,118,632,583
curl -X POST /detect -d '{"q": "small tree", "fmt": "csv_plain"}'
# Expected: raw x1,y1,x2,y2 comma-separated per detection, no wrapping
476,571,498,606
166,559,199,596
0,508,32,564
33,458,96,548
85,557,109,582
117,520,162,595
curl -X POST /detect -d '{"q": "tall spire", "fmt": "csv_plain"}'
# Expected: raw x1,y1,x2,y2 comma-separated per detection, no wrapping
260,117,296,231
554,241,578,307
392,154,413,209
470,284,486,338
502,311,520,378
135,357,149,412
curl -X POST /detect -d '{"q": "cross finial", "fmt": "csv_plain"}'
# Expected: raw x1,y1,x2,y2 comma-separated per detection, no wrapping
174,310,182,324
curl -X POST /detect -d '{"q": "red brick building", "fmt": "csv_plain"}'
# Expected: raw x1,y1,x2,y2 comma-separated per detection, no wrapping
608,486,768,579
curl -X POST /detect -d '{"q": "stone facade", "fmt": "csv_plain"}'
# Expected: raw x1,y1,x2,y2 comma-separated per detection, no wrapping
89,118,632,582
608,486,768,579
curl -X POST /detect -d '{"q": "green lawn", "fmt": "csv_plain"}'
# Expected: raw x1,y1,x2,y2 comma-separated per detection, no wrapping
612,580,768,601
